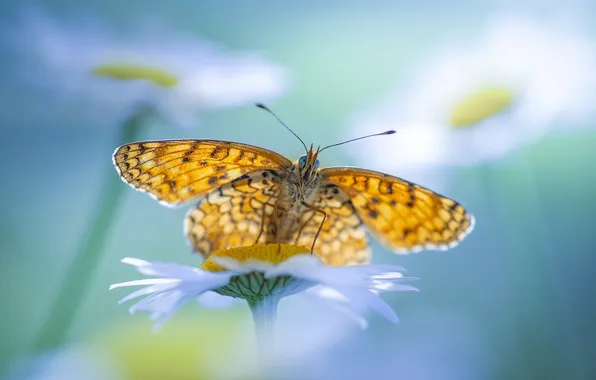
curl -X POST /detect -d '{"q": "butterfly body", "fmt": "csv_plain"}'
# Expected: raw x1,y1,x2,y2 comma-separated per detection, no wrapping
113,138,474,266
274,145,322,242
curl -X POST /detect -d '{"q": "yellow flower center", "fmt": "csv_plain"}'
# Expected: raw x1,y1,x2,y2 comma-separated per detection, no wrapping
201,244,312,272
449,86,514,128
91,64,179,88
200,244,316,301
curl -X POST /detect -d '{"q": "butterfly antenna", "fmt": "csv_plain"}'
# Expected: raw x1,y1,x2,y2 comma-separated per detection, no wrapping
319,130,396,152
256,103,308,152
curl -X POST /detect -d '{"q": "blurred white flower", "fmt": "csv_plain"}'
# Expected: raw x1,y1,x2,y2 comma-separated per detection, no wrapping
9,9,292,128
349,15,596,173
110,244,416,331
299,307,491,380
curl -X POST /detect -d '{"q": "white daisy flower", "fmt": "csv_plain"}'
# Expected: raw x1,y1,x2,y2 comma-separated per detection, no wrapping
349,15,596,172
10,8,291,128
110,244,417,335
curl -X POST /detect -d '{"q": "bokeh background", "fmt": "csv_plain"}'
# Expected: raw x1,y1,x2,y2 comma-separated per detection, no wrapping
2,1,596,379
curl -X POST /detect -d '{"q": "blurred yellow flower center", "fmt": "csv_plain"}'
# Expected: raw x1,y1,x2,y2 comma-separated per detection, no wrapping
449,86,514,128
91,64,179,87
201,244,312,272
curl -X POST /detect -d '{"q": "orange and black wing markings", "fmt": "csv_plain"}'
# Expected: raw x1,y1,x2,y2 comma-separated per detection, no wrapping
184,171,370,266
113,140,292,206
291,182,371,265
184,170,282,257
320,167,474,253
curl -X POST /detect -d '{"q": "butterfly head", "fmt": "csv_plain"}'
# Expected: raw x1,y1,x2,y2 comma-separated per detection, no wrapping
297,144,320,186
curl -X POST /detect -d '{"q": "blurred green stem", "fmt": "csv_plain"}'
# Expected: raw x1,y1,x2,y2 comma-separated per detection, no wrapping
248,296,279,375
480,162,562,380
31,107,152,353
516,152,583,379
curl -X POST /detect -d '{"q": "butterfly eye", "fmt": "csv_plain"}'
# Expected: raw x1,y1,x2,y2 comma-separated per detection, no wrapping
298,155,307,168
314,159,320,170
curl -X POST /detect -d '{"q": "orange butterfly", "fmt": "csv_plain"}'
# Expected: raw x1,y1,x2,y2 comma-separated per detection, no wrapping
113,105,474,266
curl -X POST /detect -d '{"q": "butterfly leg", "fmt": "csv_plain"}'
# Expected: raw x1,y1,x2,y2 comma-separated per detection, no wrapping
300,201,327,253
255,197,270,244
272,199,290,243
293,211,317,246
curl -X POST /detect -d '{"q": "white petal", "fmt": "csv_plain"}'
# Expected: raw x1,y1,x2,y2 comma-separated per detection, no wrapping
335,287,399,324
371,271,406,280
240,259,278,272
354,264,408,274
371,281,419,292
330,303,370,330
121,257,205,279
117,283,180,304
128,290,182,315
133,291,193,331
210,256,252,273
267,265,360,285
306,286,350,303
109,278,180,290
112,259,235,329
275,264,409,289
121,257,150,266
263,254,322,278
196,291,241,308
308,285,397,326
175,59,292,109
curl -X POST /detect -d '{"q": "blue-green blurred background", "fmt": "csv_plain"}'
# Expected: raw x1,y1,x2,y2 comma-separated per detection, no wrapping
2,1,596,379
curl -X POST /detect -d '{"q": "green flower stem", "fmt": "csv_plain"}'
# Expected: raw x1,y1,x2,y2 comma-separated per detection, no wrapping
31,107,152,353
248,296,280,373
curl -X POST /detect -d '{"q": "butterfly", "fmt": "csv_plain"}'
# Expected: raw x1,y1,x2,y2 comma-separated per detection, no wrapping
113,105,474,266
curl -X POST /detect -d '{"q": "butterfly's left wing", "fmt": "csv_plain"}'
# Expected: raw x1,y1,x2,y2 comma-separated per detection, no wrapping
185,170,281,257
113,140,292,206
320,167,474,253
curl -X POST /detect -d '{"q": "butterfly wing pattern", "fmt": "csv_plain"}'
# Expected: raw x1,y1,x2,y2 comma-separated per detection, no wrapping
184,171,371,266
185,169,281,257
113,139,474,265
320,167,475,253
113,140,292,206
291,182,371,265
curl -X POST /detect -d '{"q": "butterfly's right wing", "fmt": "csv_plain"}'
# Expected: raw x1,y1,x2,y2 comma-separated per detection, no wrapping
290,182,371,266
185,170,282,257
320,167,474,253
113,140,292,206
